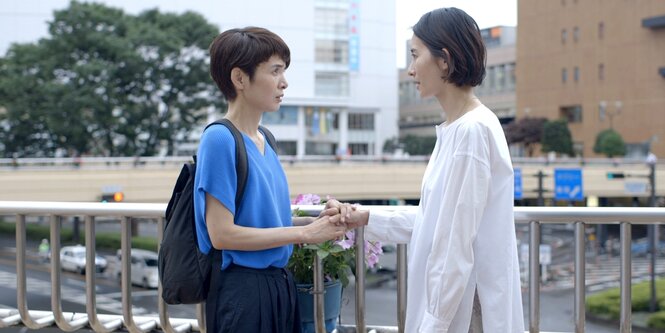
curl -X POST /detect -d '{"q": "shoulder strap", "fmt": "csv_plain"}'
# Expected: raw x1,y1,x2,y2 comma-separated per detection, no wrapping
258,125,278,153
202,119,249,209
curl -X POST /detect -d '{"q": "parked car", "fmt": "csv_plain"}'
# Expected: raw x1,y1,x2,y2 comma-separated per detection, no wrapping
631,239,665,257
115,249,159,289
60,245,108,274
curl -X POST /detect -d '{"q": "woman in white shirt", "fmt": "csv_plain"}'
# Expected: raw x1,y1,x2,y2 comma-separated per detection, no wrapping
330,7,524,333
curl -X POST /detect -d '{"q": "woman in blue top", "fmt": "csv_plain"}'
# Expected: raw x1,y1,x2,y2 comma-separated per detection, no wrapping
194,27,346,333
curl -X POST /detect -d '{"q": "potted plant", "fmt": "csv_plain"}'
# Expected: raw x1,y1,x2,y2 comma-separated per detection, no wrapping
288,194,383,333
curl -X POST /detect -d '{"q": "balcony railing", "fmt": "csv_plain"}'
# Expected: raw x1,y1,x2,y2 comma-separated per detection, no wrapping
0,201,664,332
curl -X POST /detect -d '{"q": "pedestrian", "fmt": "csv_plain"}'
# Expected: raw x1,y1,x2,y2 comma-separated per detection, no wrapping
196,27,346,333
38,238,50,263
328,8,524,332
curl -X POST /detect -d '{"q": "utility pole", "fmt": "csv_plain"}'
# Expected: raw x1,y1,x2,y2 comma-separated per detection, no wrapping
536,170,546,206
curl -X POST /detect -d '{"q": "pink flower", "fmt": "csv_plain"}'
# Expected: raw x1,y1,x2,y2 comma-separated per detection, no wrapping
293,194,321,205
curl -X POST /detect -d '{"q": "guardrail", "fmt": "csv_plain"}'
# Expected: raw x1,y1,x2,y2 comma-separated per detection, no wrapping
1,156,662,170
0,202,664,332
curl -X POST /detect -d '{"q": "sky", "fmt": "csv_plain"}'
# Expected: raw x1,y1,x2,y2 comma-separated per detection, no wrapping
0,0,517,68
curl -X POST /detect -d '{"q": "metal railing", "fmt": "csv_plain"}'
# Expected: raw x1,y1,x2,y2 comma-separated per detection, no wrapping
0,202,664,332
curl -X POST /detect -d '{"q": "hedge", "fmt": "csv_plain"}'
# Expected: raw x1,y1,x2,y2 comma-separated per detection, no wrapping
587,279,665,329
0,221,157,252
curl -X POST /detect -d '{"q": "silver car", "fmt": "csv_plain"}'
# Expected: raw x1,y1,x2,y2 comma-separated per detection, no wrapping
60,245,108,274
115,249,159,289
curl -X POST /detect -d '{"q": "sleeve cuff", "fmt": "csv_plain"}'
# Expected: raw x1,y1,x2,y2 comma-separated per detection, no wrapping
418,311,449,333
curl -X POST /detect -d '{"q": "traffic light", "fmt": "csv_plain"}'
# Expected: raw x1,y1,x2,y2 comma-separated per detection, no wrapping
607,172,625,179
101,192,124,202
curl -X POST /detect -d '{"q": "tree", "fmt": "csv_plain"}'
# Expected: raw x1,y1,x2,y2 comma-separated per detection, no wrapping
541,119,574,156
503,117,547,157
0,1,223,157
593,129,626,157
402,135,437,155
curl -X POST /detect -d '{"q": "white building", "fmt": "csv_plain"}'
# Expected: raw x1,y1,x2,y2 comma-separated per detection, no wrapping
213,0,398,157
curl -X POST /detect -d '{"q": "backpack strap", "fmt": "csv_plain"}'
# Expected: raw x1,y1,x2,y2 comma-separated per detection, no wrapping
203,119,249,209
258,125,278,153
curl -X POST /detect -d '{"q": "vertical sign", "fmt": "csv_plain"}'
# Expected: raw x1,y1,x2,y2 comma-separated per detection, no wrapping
514,168,523,200
554,168,584,201
349,0,360,72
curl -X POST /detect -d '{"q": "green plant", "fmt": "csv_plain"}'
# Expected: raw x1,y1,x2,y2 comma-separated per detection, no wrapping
593,129,626,157
541,119,574,156
287,194,382,288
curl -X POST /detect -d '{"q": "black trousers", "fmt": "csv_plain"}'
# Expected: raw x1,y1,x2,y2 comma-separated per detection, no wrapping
206,264,301,333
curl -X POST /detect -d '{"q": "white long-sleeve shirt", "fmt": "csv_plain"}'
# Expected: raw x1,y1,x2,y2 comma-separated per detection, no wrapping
366,105,524,333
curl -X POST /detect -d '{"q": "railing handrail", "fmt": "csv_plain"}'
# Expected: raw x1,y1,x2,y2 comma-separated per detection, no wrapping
2,201,665,333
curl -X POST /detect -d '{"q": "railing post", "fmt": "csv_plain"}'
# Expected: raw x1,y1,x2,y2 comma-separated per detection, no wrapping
574,221,586,333
620,222,632,333
313,252,326,333
355,227,366,333
397,244,407,333
529,221,540,333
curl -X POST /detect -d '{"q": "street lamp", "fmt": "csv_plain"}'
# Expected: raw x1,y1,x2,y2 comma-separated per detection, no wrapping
646,152,658,312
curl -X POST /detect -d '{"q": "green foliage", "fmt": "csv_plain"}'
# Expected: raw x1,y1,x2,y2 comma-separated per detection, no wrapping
0,1,224,157
0,221,157,251
541,119,574,156
587,279,665,328
402,135,437,155
287,240,354,288
593,129,626,157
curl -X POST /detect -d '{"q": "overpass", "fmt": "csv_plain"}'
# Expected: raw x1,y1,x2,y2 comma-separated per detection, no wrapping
0,156,663,203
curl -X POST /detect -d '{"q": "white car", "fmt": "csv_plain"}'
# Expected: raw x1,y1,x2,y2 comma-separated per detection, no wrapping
60,245,108,274
115,249,159,289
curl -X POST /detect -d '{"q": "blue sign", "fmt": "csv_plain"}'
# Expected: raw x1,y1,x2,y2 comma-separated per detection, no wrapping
554,168,584,201
514,168,523,200
348,0,360,72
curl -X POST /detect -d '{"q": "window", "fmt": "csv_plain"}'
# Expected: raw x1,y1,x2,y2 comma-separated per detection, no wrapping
487,66,496,91
560,105,583,123
348,113,374,130
573,26,579,42
305,142,335,155
598,63,605,80
598,22,605,39
574,66,580,82
496,64,505,92
276,141,297,155
349,143,369,155
561,29,567,44
315,40,349,64
315,72,349,96
507,63,516,90
314,7,348,36
262,106,298,125
305,107,334,135
562,68,568,83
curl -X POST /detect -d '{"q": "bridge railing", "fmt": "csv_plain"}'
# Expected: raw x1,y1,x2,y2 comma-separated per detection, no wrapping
0,201,664,333
1,156,662,170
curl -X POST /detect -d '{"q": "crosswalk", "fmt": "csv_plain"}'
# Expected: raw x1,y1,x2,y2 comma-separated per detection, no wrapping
542,257,665,292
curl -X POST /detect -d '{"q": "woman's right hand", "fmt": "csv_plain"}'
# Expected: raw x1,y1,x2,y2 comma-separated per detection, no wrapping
304,214,346,244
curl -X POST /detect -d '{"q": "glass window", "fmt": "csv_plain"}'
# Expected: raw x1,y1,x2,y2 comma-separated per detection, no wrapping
262,106,298,125
507,63,516,90
560,105,583,123
561,29,567,44
574,66,580,82
276,141,297,155
315,72,349,96
573,26,579,42
496,64,505,92
305,107,335,135
598,22,604,39
305,142,335,155
562,68,568,83
487,66,495,91
348,113,374,130
315,40,349,64
349,143,369,155
598,63,605,81
314,7,348,36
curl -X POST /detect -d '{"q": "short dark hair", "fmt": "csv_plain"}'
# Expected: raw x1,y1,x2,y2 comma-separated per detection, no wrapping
209,27,291,101
413,7,486,87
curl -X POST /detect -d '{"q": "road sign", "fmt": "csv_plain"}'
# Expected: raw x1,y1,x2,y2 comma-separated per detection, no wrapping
554,168,584,201
514,168,523,200
624,181,648,194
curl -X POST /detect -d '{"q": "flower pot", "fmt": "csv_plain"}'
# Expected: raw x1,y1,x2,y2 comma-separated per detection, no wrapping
296,280,342,333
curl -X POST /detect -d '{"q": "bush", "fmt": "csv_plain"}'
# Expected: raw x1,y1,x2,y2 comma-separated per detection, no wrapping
0,221,157,251
587,279,665,329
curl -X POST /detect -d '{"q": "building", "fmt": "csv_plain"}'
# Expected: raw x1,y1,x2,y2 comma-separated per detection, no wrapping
398,26,517,138
203,0,398,158
517,0,665,158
